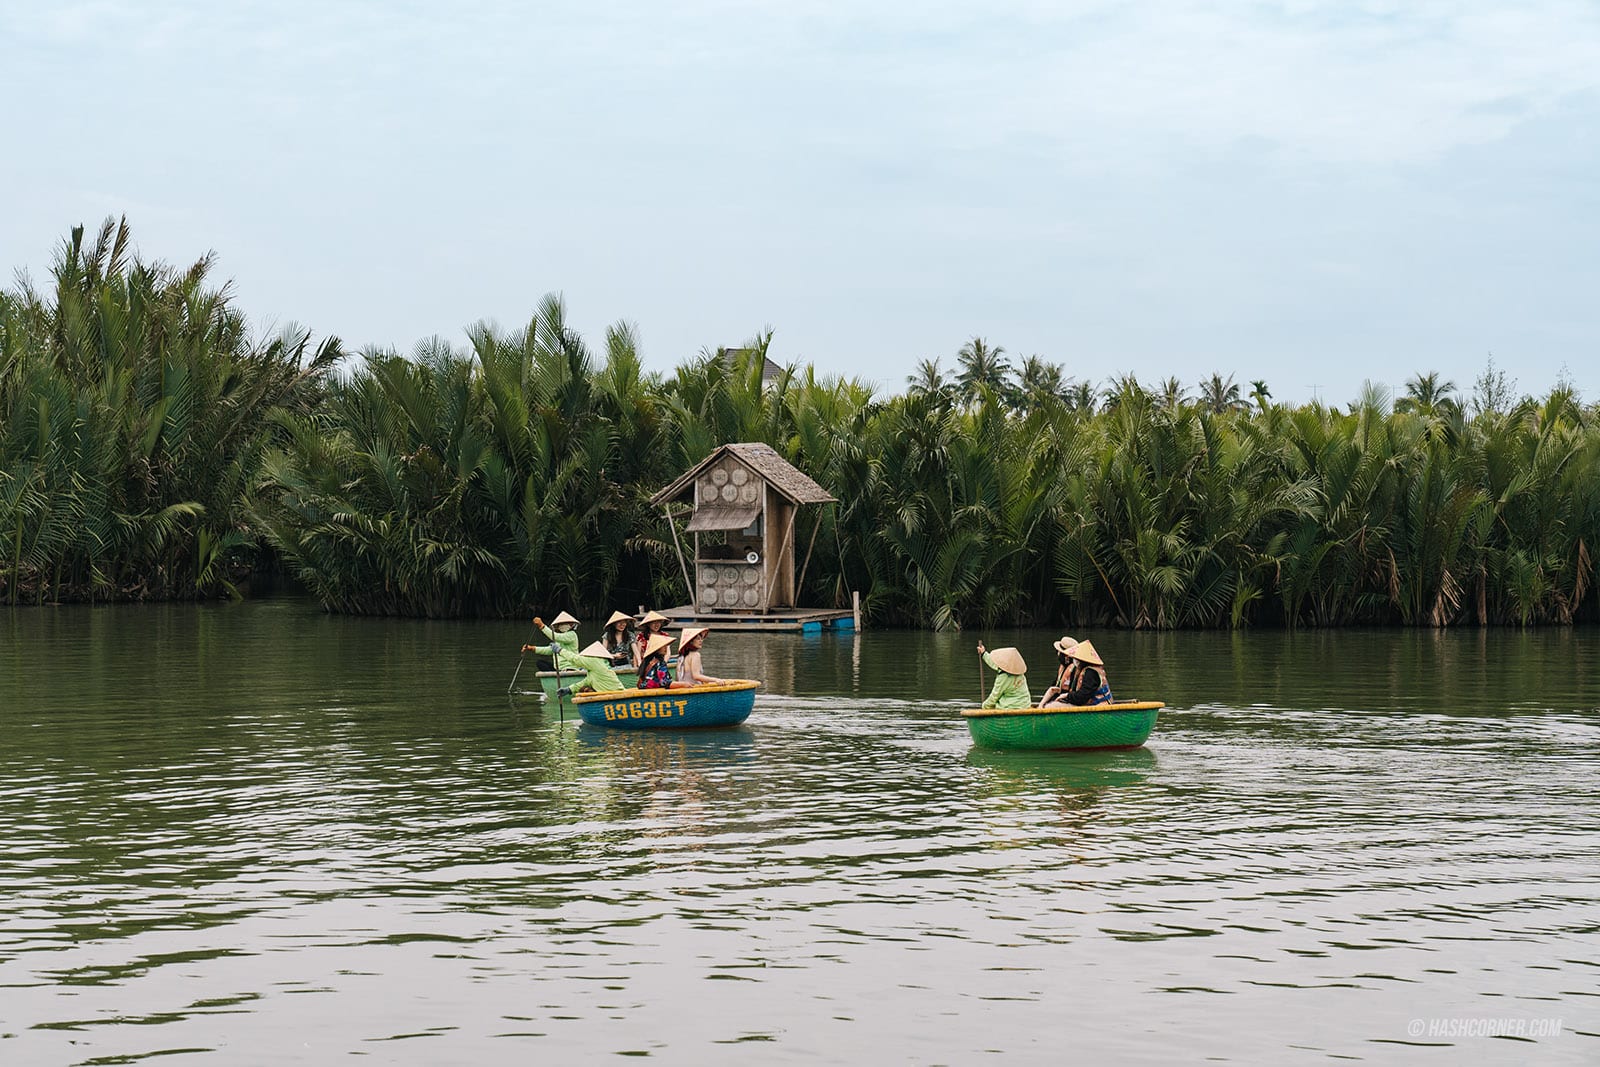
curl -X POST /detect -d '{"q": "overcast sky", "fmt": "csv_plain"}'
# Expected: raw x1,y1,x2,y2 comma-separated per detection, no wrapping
4,1,1597,403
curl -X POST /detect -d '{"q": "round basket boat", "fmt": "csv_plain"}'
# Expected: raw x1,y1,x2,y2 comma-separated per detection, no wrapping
961,701,1164,751
534,661,680,701
571,680,761,729
536,665,637,700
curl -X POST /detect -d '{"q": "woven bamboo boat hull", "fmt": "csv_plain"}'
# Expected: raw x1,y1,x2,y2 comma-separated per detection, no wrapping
961,701,1163,751
572,680,760,729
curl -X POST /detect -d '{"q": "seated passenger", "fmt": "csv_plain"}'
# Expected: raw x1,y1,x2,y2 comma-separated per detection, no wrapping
634,610,670,668
1037,635,1079,706
672,627,726,687
1060,641,1113,706
977,642,1031,709
637,634,674,690
601,610,635,663
557,641,625,694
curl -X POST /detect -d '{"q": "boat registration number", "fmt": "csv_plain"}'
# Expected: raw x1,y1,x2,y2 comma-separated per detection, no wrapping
600,699,691,721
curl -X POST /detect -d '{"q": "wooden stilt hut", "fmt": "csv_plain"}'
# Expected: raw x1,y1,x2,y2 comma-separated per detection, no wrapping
651,443,854,632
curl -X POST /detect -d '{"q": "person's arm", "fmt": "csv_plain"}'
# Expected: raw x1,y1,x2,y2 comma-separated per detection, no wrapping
522,617,549,654
692,652,725,684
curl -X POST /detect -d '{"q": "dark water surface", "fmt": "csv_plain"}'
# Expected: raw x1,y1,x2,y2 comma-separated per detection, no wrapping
2,599,1596,1064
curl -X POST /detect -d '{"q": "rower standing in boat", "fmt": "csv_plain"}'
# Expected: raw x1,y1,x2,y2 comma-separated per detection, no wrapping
673,627,726,687
523,611,582,668
634,610,670,669
976,642,1031,709
601,611,635,665
1037,635,1079,706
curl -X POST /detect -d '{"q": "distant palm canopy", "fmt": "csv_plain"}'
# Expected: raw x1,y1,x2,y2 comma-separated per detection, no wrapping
2,223,1595,628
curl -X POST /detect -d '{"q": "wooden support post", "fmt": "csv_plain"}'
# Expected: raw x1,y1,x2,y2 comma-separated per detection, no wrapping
852,589,861,630
664,507,694,608
795,511,823,601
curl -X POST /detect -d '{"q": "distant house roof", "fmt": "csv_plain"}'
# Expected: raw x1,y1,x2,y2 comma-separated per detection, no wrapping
651,442,838,508
720,347,785,384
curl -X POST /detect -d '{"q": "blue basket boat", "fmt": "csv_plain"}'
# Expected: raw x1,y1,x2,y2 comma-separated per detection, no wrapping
571,680,761,729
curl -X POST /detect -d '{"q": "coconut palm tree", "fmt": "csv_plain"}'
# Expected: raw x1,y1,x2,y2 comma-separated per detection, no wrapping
1396,371,1461,417
1197,372,1246,414
954,337,1013,407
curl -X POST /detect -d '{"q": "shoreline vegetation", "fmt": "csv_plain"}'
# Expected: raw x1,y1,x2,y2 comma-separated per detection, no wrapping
3,219,1596,628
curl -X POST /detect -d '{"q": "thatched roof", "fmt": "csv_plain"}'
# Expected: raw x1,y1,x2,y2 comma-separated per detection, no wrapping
651,443,837,507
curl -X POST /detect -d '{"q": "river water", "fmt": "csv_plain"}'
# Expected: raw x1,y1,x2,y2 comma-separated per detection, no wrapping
1,598,1595,1064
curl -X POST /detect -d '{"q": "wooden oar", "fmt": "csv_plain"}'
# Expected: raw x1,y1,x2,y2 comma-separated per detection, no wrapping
506,620,539,694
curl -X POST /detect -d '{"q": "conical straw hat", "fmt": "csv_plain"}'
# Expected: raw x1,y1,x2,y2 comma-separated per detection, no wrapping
678,626,709,649
605,610,634,628
639,610,669,627
1052,635,1080,656
579,641,610,658
1069,640,1103,666
988,646,1027,675
645,633,674,658
550,610,580,628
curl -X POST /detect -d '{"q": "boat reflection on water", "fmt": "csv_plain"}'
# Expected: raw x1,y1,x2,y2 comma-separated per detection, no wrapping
966,745,1157,790
575,721,757,762
966,746,1158,853
571,725,759,857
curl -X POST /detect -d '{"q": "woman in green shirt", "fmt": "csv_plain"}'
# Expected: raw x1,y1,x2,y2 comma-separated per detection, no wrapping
555,641,625,694
523,611,582,668
976,642,1031,709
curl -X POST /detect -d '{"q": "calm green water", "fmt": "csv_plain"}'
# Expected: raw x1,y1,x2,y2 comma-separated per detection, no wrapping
2,599,1596,1064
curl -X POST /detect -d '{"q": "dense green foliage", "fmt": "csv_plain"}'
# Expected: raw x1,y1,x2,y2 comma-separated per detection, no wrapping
0,220,339,603
5,222,1597,626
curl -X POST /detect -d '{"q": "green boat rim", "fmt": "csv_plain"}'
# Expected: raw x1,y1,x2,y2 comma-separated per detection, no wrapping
961,700,1165,718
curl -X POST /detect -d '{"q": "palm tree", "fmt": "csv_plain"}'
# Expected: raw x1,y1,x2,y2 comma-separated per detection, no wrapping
1017,355,1065,398
906,357,953,402
1063,380,1099,413
1158,376,1189,411
1196,372,1245,414
954,337,1012,406
1396,371,1461,417
1250,379,1272,412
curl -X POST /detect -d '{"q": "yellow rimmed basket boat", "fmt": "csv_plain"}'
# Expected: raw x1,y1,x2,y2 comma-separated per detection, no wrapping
962,701,1164,751
571,680,761,729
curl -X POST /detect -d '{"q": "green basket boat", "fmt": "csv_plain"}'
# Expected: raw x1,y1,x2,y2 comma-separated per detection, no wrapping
962,701,1164,751
533,661,677,701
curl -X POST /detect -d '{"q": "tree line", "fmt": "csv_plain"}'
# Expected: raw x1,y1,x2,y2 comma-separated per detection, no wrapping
3,220,1595,627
